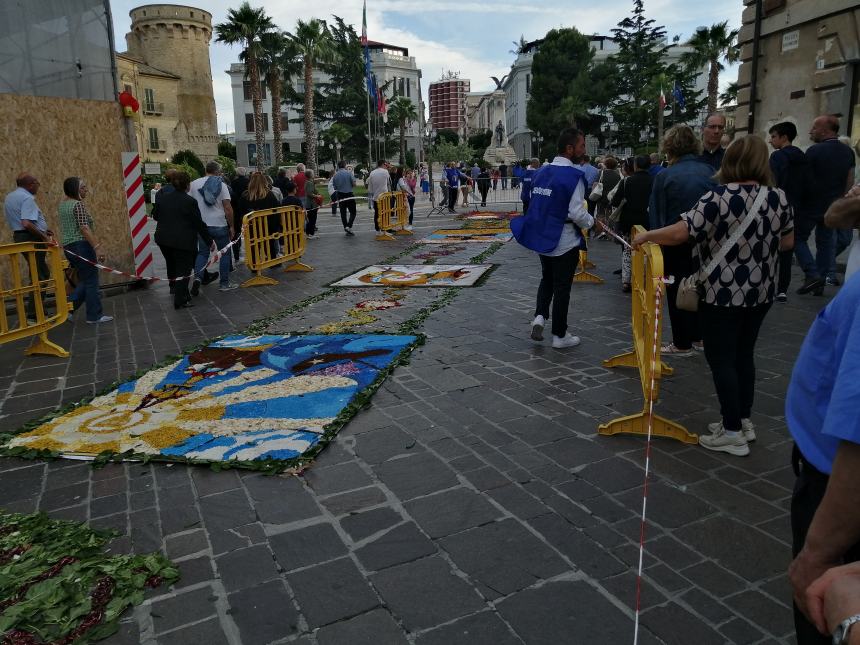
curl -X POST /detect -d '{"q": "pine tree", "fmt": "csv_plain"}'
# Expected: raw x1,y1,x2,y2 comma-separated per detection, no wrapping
608,0,669,148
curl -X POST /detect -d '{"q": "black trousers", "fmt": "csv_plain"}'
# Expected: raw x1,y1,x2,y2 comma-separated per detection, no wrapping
330,191,339,215
479,186,489,205
534,248,580,338
339,192,356,229
662,243,701,349
448,187,459,210
791,445,860,644
305,208,318,236
778,248,793,294
698,302,771,431
13,229,51,318
158,245,196,308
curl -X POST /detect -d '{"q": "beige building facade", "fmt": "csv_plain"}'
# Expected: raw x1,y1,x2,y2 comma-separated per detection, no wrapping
736,0,860,143
119,4,219,161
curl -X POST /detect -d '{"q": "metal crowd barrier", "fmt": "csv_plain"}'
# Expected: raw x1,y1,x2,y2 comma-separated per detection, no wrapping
599,226,695,444
433,179,524,212
242,206,313,287
572,229,603,284
375,192,413,241
0,242,71,357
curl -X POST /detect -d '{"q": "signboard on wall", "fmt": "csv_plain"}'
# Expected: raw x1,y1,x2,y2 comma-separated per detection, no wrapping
782,31,799,52
143,163,162,175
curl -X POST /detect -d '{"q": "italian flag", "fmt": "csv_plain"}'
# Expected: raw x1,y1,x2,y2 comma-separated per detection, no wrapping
659,86,666,110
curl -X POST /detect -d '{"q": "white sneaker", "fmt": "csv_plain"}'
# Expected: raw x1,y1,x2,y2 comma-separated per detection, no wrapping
708,418,755,442
552,333,581,348
531,315,545,341
661,343,693,357
219,282,239,292
699,423,750,456
405,224,414,231
86,315,114,324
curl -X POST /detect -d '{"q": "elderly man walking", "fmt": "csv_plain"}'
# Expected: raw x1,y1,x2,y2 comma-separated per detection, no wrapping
367,160,391,234
4,173,53,321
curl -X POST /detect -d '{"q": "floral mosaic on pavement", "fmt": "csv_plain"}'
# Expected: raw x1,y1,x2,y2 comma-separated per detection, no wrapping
4,334,417,468
330,264,494,288
420,229,512,244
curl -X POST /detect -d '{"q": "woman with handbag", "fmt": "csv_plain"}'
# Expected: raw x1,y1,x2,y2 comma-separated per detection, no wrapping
633,135,794,456
610,155,654,292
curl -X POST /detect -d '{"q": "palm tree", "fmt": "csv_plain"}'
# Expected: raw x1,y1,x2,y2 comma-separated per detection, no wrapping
719,81,739,107
288,19,336,171
215,2,275,171
255,32,300,168
509,34,529,56
387,97,418,166
680,22,740,115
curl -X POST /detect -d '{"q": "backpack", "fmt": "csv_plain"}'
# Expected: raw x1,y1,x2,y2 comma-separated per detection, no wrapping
198,175,223,207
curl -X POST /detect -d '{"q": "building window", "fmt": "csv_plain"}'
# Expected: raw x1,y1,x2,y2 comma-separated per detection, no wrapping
282,142,290,157
143,88,156,112
245,113,269,132
248,143,272,166
242,81,267,101
281,113,289,131
147,128,159,150
526,74,530,94
406,78,411,98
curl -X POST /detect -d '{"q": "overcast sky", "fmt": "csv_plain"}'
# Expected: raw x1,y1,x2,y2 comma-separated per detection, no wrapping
110,0,743,134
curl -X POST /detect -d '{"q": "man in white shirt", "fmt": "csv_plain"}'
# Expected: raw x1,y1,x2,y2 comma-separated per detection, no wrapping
190,161,236,292
510,129,598,348
367,160,392,233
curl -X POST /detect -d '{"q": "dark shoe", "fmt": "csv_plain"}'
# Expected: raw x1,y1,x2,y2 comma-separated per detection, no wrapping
174,302,194,309
190,279,200,297
201,271,219,286
169,285,176,295
621,283,631,293
345,229,355,237
613,269,622,275
825,276,841,286
776,292,787,302
796,277,824,295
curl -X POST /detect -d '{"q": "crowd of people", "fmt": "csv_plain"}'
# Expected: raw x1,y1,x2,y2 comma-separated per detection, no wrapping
511,117,860,645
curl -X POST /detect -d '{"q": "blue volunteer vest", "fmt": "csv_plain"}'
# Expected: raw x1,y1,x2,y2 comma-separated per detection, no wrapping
511,164,585,254
445,167,460,188
520,167,536,201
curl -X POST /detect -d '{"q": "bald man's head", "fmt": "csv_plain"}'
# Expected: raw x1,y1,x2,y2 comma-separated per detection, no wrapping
810,115,839,143
16,173,39,194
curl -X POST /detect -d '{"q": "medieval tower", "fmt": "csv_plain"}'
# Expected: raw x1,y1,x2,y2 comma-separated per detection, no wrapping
125,4,219,160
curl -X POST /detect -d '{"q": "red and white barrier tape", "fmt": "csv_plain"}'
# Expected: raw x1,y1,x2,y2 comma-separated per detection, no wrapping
594,219,633,250
633,277,668,644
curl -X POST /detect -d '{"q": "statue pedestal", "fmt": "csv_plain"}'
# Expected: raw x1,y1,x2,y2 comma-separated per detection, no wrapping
483,145,519,166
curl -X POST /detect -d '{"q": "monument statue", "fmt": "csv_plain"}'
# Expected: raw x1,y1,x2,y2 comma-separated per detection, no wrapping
495,120,505,147
482,90,518,166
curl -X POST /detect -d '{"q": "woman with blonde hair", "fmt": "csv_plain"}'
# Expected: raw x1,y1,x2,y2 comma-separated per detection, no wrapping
648,124,717,356
238,171,281,262
633,135,794,457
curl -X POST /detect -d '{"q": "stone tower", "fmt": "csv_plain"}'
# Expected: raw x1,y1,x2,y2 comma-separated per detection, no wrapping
126,4,219,160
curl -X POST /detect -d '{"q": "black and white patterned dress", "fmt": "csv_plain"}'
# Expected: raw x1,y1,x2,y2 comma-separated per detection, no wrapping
683,184,794,307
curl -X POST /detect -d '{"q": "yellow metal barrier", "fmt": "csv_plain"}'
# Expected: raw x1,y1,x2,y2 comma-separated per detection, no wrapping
573,229,603,284
375,192,412,240
0,242,71,357
242,206,313,287
599,226,695,444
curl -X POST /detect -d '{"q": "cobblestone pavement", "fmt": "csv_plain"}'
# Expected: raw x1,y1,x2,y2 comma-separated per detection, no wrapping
0,200,832,644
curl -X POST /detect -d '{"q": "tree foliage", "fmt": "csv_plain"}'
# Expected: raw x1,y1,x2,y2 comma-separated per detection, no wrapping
388,97,418,165
436,129,459,146
680,22,739,115
526,28,614,140
468,130,492,151
218,139,237,159
608,0,669,148
171,149,204,176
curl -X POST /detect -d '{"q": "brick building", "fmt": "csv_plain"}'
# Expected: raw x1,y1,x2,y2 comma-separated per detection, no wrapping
429,76,470,136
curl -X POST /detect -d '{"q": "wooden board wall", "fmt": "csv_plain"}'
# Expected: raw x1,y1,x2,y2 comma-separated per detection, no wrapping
0,95,135,284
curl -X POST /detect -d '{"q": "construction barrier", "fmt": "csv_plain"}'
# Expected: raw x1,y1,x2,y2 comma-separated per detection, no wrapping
599,226,696,444
573,229,603,284
374,192,412,240
0,242,72,357
242,206,313,287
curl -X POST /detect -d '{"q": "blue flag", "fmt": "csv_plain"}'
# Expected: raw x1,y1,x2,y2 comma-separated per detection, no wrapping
672,82,685,110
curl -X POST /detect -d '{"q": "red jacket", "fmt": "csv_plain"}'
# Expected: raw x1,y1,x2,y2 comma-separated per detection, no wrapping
294,172,307,198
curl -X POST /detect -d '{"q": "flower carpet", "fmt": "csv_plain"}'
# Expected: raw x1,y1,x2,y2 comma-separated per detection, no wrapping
420,229,513,244
330,264,494,288
0,511,177,644
2,334,417,470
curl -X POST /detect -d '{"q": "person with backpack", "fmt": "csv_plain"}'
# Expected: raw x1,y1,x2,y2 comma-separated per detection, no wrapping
190,160,237,293
769,121,811,301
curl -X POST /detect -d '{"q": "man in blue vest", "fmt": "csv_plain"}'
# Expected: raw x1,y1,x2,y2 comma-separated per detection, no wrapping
511,129,598,348
444,162,466,213
520,158,540,213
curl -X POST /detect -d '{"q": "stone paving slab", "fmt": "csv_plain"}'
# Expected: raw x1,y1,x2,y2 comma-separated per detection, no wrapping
0,203,833,644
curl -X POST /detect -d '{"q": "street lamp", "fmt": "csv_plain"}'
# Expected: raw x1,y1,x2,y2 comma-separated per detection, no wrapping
424,121,437,209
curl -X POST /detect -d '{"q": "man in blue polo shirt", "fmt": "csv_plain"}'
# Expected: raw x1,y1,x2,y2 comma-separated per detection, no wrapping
4,172,52,320
444,162,466,214
787,272,860,645
511,129,597,348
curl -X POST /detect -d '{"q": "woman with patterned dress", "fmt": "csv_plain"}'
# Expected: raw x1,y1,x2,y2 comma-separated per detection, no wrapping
58,177,112,323
633,135,795,457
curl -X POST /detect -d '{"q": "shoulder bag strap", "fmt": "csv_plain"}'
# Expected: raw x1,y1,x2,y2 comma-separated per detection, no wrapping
700,186,769,278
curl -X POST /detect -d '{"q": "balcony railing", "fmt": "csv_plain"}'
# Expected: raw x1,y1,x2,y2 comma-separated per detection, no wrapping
142,102,164,115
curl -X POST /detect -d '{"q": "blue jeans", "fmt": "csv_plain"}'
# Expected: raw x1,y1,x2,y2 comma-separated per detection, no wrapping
195,226,231,286
65,240,103,321
794,215,834,281
830,228,855,277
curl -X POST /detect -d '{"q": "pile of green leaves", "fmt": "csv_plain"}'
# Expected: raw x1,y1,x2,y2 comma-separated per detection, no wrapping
0,512,178,644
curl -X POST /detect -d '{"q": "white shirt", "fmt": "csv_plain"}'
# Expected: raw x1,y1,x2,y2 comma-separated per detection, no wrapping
397,177,414,196
190,176,231,228
545,156,594,257
367,168,391,200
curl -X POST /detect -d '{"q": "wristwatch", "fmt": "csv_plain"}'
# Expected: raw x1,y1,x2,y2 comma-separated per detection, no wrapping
834,614,860,644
